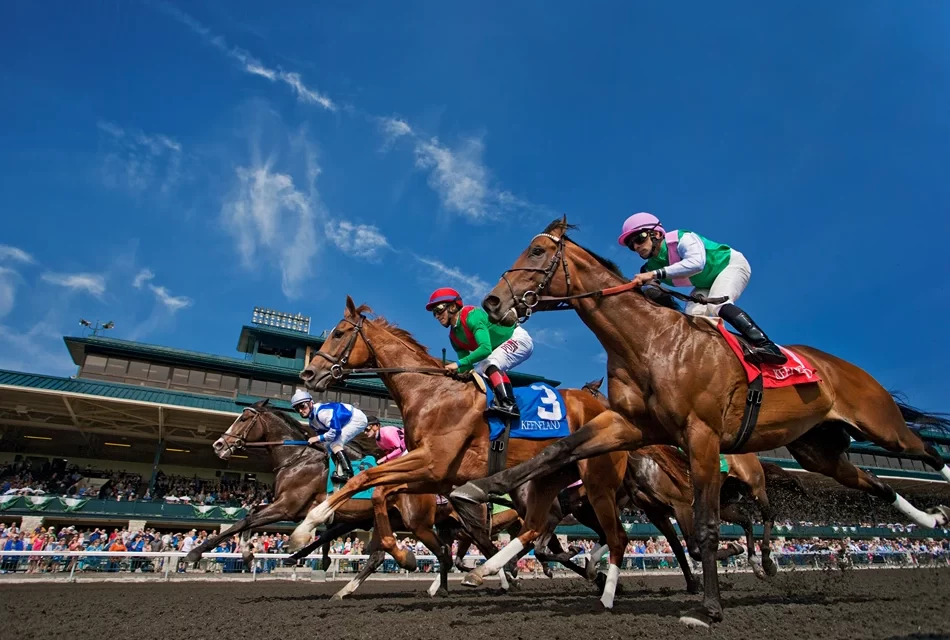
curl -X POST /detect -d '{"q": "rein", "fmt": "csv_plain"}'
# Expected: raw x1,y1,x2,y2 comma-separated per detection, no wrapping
317,313,454,381
506,232,728,319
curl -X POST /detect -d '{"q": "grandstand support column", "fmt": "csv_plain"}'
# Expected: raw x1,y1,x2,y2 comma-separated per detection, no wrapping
149,440,165,496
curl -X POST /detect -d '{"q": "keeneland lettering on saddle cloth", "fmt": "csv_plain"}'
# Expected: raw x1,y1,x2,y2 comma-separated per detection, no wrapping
482,380,570,441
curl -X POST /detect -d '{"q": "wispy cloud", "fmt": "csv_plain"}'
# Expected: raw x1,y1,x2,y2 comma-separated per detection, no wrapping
0,268,19,318
157,3,335,111
40,272,106,297
0,322,75,375
377,116,414,150
97,120,182,194
132,268,155,289
0,245,35,265
149,284,192,312
594,353,608,364
532,328,568,349
222,162,318,299
326,220,390,261
413,255,490,300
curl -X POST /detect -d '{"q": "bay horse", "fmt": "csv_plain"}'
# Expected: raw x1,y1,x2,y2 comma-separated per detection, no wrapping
287,296,636,607
451,216,950,627
582,377,809,578
189,398,520,598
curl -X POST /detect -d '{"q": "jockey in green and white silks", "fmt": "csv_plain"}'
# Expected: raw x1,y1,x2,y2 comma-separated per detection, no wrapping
618,212,786,365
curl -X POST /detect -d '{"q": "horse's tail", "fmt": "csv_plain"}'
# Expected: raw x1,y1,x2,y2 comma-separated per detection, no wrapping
891,392,950,435
761,462,808,497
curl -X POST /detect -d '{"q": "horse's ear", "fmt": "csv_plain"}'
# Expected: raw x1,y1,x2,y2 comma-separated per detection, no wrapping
594,377,603,390
560,213,568,229
345,295,357,318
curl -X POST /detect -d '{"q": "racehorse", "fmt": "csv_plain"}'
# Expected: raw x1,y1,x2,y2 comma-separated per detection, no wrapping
582,377,808,579
188,399,519,597
450,216,950,627
287,297,636,607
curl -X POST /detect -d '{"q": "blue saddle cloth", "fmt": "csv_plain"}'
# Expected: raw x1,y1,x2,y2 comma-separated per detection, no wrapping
328,454,377,500
484,382,571,441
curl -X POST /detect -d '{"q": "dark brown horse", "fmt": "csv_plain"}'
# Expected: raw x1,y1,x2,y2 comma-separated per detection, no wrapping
582,377,808,578
190,399,518,597
451,216,950,626
287,297,635,607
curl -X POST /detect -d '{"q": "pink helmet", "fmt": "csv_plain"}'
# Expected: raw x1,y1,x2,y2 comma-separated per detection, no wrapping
617,212,665,246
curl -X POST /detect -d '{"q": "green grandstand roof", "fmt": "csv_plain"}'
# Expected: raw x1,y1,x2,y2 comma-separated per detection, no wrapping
0,369,404,426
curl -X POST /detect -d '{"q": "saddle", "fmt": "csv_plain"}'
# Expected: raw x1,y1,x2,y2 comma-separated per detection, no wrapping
461,372,512,478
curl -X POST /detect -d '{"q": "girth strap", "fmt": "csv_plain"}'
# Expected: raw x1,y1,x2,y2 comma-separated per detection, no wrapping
488,414,512,477
721,374,763,454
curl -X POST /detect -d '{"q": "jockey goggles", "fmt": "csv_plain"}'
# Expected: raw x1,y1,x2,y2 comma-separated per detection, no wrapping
431,302,452,316
625,230,653,248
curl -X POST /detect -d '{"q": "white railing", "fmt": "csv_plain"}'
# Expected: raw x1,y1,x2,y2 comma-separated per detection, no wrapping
0,549,947,581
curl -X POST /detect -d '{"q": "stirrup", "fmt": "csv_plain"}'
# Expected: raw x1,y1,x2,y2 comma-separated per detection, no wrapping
753,344,787,365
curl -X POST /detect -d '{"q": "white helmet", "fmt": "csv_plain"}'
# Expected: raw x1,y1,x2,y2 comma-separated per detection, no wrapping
291,389,313,407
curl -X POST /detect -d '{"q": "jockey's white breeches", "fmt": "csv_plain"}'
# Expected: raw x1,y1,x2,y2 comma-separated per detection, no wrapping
325,414,368,454
685,249,751,317
477,325,534,373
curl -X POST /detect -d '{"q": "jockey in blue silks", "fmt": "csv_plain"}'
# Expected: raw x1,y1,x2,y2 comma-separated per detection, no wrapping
291,390,369,485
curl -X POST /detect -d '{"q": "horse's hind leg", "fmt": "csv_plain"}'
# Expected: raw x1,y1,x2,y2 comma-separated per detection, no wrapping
721,503,764,579
748,481,778,577
332,530,385,600
788,422,949,529
643,504,700,594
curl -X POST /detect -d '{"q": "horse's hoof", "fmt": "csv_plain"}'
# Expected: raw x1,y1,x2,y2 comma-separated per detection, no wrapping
461,573,484,588
543,567,554,579
449,483,488,504
594,571,624,595
402,551,418,571
330,593,344,601
763,558,778,578
184,551,200,564
679,607,720,628
686,582,701,595
435,587,449,598
750,557,766,580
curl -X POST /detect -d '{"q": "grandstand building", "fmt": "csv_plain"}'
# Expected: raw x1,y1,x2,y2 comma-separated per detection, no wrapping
1,309,949,541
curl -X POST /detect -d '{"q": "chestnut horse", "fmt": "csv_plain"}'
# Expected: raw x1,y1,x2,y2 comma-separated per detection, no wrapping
287,297,635,607
582,377,808,578
451,216,950,627
193,399,519,597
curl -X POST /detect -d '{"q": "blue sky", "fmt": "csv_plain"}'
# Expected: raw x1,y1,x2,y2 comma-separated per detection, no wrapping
1,2,948,410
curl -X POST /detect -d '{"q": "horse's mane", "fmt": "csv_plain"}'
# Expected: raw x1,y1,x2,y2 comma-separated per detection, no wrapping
358,306,441,366
543,219,682,312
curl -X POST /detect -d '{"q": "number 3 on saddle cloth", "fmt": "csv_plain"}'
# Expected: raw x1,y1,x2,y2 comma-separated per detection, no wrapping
713,318,822,453
481,380,572,477
327,454,377,499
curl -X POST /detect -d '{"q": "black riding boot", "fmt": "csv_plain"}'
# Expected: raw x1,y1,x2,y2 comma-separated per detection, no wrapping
331,449,354,485
489,380,520,418
718,304,787,365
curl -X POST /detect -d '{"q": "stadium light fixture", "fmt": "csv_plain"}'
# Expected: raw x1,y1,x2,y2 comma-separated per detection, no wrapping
104,442,131,447
79,318,115,337
166,448,190,453
25,435,53,441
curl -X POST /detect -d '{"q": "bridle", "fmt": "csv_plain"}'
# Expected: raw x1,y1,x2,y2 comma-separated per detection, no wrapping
217,406,321,473
498,232,574,320
311,313,454,382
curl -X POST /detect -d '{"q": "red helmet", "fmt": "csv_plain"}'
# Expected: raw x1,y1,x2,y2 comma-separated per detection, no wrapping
426,287,462,311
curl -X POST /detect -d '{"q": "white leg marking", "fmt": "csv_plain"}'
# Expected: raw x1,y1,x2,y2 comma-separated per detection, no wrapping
940,466,950,483
334,575,365,599
498,567,510,590
478,538,524,577
599,563,621,609
428,574,442,597
586,543,609,580
288,501,335,549
893,494,941,528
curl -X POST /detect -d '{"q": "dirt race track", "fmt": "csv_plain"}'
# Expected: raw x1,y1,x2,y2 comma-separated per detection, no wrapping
2,568,949,640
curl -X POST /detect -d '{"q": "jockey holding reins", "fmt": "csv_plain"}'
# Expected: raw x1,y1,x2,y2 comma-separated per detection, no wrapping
290,390,369,485
426,287,534,418
618,212,787,365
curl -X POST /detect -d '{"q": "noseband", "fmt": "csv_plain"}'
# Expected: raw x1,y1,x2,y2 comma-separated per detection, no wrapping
217,406,261,455
499,232,573,320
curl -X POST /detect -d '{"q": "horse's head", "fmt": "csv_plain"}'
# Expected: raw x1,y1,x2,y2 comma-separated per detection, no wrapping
482,215,575,325
299,296,375,391
212,399,273,460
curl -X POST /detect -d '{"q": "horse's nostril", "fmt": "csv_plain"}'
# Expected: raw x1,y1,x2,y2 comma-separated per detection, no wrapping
300,369,314,381
483,295,500,311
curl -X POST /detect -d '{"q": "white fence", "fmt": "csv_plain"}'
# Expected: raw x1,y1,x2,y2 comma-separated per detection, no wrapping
0,549,947,582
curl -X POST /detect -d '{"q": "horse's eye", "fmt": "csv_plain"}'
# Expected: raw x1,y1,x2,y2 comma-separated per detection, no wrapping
333,330,345,339
531,246,545,257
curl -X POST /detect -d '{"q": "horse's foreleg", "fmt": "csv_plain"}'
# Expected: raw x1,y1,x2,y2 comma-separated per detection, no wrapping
408,524,452,598
642,504,699,594
576,454,629,609
721,503,762,578
185,502,294,563
290,450,439,549
749,483,778,577
678,422,725,629
452,411,647,505
373,484,417,571
332,530,385,600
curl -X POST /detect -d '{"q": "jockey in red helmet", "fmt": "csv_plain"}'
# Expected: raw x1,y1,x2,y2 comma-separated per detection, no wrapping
618,212,786,365
426,287,533,417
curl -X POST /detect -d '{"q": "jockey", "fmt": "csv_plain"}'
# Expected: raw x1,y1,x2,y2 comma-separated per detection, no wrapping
366,416,408,465
618,212,787,365
290,389,369,485
426,287,534,417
